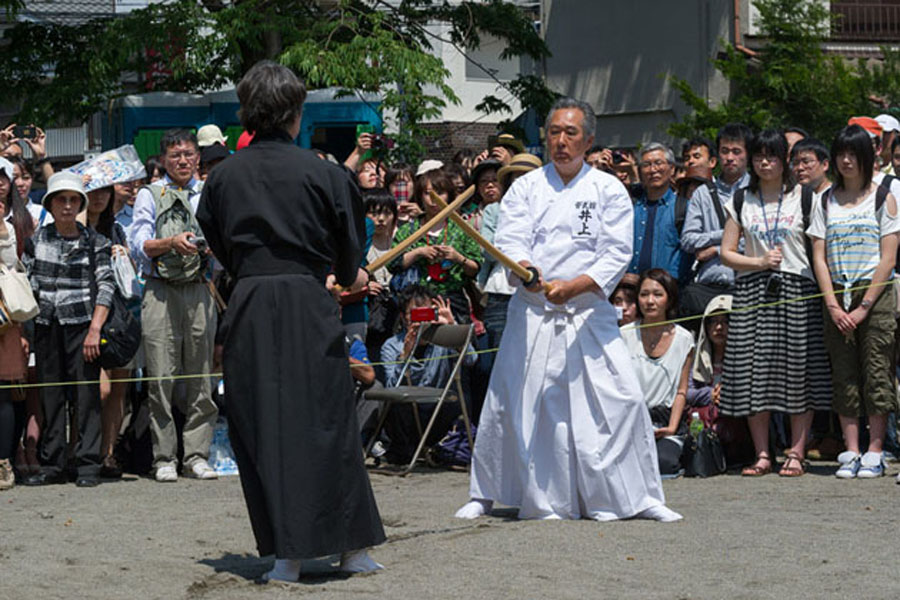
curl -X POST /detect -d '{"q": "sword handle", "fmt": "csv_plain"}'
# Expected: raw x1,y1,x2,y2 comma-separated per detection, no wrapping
524,265,541,287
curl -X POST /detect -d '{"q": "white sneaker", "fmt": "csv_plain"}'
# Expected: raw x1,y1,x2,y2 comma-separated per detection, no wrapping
155,464,178,482
186,459,218,480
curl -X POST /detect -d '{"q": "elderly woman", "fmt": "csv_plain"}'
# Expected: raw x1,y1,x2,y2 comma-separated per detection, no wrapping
720,130,832,478
620,269,695,476
808,125,900,479
0,158,31,490
21,172,113,488
196,60,384,582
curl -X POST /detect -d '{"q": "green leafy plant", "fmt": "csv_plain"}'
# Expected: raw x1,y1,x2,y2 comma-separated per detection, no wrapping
0,0,551,163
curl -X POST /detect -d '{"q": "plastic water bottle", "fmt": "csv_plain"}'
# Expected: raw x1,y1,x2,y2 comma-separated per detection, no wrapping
209,418,239,476
689,412,704,440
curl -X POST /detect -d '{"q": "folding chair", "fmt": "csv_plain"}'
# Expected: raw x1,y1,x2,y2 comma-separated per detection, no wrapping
363,322,475,475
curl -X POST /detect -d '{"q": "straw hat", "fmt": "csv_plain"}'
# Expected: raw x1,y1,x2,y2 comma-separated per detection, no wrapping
497,153,542,189
491,133,525,154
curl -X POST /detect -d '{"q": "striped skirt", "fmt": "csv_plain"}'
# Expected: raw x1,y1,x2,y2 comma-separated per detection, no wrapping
719,271,832,416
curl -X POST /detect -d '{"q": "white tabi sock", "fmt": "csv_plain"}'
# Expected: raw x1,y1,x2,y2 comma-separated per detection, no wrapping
263,558,301,582
339,549,384,573
454,498,493,519
635,505,683,523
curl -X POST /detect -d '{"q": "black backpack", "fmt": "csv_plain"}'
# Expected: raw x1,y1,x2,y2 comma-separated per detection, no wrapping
820,174,896,268
675,181,726,235
733,184,814,262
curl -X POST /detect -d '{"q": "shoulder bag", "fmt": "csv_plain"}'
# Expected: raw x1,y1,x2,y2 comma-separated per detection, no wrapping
87,231,142,370
0,260,39,322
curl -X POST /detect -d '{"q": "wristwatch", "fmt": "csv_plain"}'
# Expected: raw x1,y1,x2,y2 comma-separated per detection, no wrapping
860,299,873,310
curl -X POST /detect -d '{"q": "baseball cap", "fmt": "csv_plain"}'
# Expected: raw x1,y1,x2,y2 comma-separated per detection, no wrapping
875,114,900,133
848,116,883,138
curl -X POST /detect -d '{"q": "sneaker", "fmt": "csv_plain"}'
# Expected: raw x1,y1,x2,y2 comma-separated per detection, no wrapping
369,441,387,459
155,464,178,482
857,452,886,479
835,451,860,479
0,459,14,491
186,459,218,480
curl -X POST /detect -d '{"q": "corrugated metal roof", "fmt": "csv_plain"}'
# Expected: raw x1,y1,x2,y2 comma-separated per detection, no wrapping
19,125,87,160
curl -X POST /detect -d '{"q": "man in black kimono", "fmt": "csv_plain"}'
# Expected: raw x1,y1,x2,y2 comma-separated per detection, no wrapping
196,60,385,582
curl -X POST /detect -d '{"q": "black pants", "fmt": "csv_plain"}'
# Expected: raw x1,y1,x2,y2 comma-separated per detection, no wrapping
0,386,25,461
35,321,102,477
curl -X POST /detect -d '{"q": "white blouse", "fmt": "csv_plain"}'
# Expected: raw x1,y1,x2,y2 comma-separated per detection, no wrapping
620,323,694,409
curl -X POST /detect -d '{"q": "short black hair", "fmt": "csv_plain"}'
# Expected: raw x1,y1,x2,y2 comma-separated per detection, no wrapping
784,126,809,139
716,123,753,154
452,148,477,167
159,129,198,155
892,134,900,154
399,284,435,313
586,144,605,155
363,188,398,221
636,268,680,320
144,155,166,182
831,124,875,190
385,163,414,189
237,60,307,135
790,137,829,163
443,162,470,188
686,137,717,160
748,129,793,193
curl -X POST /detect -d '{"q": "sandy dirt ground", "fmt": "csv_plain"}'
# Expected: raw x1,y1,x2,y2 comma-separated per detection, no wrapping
2,461,899,600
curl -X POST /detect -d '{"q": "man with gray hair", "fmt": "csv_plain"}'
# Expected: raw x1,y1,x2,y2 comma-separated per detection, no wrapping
456,97,681,523
627,142,690,281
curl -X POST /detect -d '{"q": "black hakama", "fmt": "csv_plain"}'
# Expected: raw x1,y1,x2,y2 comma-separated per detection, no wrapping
197,131,385,559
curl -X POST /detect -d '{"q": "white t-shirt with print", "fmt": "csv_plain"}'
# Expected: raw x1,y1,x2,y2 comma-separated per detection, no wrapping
725,185,814,281
806,186,900,306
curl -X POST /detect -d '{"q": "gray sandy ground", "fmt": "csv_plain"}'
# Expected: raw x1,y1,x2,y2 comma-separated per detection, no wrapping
1,462,898,599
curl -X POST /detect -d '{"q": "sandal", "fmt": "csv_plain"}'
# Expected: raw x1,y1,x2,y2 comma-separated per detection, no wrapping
778,453,807,477
741,452,773,477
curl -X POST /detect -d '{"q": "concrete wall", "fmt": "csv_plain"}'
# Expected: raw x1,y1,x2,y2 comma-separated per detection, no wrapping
542,0,734,148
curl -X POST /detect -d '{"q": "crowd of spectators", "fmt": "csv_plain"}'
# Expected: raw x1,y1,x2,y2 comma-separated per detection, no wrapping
3,108,900,490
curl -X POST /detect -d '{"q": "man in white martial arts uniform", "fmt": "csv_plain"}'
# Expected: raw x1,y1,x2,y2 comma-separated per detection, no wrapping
456,98,682,522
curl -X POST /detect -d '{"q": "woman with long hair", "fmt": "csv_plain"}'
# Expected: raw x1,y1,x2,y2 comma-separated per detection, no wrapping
85,185,132,478
719,130,831,478
807,124,900,479
0,158,30,490
389,169,481,323
620,268,695,476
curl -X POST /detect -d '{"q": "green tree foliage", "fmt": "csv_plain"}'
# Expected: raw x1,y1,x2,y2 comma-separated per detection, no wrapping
0,0,550,162
668,0,874,142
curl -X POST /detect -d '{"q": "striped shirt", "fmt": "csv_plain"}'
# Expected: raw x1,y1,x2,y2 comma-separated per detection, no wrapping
23,223,115,326
807,187,900,290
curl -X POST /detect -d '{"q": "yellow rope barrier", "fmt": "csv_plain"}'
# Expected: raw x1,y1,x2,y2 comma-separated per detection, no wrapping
1,279,891,389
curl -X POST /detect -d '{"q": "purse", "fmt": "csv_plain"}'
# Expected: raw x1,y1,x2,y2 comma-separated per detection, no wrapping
0,260,39,322
682,428,727,478
87,232,142,370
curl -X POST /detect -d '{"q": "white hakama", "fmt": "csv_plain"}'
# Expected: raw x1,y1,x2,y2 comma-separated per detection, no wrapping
468,163,667,520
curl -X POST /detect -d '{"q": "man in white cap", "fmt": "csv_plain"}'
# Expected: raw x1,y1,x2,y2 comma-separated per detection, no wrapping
875,114,900,173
